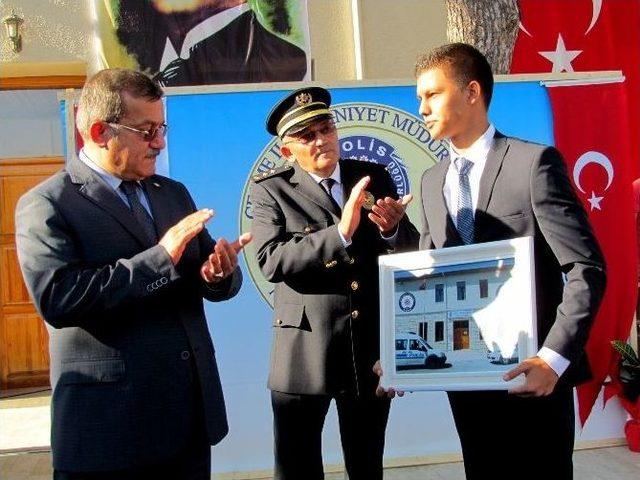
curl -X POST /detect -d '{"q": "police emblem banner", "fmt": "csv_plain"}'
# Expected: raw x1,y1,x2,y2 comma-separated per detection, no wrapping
92,0,311,86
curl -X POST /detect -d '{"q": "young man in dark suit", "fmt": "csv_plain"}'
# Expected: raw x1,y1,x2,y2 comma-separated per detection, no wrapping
15,68,251,479
378,43,606,480
250,87,419,479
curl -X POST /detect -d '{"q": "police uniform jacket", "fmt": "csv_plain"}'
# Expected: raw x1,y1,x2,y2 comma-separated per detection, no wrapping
250,159,419,396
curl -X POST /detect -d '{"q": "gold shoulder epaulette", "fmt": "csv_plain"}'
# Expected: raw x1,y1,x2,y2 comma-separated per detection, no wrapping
252,164,294,183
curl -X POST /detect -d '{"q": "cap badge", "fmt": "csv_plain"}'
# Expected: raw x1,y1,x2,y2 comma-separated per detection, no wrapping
295,92,312,106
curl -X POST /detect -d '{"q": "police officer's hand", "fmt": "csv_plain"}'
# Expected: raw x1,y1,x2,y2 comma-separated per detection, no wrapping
368,194,413,235
373,360,404,399
504,356,559,397
338,176,370,241
201,233,253,283
160,209,214,265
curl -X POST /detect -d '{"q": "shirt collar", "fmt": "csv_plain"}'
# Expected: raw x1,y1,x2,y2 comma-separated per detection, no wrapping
308,162,341,185
449,124,495,165
78,149,125,191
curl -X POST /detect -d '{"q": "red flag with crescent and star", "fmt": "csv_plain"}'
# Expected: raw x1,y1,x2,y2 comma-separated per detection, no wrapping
510,0,640,425
547,81,637,425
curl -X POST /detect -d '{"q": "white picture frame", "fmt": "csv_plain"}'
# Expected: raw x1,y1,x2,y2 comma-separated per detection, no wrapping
379,237,537,391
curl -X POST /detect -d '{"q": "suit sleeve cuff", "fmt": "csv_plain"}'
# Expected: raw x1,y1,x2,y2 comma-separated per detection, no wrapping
537,347,570,377
381,226,398,246
337,229,352,247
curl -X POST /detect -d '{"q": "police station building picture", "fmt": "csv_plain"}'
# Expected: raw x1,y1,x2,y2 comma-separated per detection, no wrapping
394,258,514,359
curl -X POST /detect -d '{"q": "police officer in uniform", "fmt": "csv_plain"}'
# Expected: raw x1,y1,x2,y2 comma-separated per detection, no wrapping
250,87,419,480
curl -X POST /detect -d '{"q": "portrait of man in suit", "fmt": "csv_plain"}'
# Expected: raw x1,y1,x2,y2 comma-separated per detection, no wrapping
377,43,606,480
249,87,419,479
15,68,251,478
109,0,308,86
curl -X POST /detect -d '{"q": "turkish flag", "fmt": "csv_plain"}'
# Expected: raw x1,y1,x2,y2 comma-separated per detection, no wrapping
511,0,640,178
548,82,637,425
512,0,640,425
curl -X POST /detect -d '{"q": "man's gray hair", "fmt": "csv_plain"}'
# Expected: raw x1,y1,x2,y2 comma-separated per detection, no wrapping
76,68,164,140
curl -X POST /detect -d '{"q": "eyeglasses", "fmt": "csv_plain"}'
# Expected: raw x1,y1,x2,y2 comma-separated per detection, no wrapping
283,121,337,145
108,122,168,141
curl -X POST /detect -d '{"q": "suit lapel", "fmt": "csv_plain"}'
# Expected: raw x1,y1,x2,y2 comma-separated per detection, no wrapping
290,162,341,218
431,159,462,245
476,131,509,215
142,177,175,239
68,155,157,248
338,159,358,203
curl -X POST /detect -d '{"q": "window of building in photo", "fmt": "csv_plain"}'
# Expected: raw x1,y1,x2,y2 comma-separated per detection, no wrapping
419,322,428,341
479,279,489,298
457,281,466,301
435,283,444,302
435,321,444,342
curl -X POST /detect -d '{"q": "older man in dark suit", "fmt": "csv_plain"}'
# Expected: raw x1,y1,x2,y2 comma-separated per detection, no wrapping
377,43,605,480
15,68,251,479
250,87,419,480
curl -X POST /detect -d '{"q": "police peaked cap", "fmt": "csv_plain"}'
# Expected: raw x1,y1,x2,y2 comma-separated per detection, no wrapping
266,87,333,137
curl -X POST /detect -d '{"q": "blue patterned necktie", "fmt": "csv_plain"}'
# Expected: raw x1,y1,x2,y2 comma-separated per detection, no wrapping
454,157,474,244
120,181,158,244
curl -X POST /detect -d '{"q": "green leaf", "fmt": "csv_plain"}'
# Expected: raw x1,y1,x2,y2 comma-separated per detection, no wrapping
611,340,640,365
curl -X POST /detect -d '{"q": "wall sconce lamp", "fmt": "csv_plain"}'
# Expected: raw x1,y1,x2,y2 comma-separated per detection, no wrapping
3,13,23,53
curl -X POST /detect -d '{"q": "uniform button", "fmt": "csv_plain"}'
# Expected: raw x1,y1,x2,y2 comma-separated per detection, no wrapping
180,350,191,360
351,281,359,291
304,226,311,233
276,318,283,325
348,258,355,265
351,310,359,319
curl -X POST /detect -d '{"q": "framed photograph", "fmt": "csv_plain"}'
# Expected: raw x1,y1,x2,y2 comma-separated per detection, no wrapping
379,237,537,391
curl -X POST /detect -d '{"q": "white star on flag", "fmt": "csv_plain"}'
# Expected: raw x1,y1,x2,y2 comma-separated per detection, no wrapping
538,34,582,72
587,191,604,211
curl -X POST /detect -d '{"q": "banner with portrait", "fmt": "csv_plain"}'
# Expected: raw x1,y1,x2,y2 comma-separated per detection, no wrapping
91,0,311,86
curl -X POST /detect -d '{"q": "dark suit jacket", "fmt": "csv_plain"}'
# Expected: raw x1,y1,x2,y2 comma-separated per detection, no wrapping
250,160,419,396
155,10,307,86
419,132,606,386
15,155,242,471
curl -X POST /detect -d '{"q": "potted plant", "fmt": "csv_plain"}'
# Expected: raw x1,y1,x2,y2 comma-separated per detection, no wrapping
605,340,640,452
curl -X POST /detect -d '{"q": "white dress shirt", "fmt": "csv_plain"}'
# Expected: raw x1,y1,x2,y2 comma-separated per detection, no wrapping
443,125,569,378
78,149,154,218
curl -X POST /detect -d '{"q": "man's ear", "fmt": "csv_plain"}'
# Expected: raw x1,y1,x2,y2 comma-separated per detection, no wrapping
467,80,482,106
89,121,111,147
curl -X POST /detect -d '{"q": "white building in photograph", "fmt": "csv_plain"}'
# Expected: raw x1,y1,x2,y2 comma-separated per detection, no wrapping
394,259,514,357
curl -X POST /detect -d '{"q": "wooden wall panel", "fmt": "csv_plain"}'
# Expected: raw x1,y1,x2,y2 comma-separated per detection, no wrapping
0,75,85,91
1,245,31,306
0,156,63,390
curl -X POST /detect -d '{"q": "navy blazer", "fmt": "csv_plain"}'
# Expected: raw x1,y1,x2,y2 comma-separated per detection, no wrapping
419,132,606,386
15,155,242,471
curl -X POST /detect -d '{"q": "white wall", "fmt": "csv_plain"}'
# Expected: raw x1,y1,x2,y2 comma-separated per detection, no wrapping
0,89,63,157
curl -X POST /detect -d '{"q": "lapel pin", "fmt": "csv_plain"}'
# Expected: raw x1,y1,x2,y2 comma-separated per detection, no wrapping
152,182,160,187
